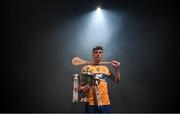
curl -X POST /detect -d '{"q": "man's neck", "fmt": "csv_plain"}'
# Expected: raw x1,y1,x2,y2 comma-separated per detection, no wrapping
92,61,101,65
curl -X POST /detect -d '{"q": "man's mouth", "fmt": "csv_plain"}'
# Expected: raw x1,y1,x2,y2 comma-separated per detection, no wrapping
96,57,101,60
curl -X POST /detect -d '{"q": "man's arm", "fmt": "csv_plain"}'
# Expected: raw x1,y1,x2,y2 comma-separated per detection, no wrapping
111,61,120,83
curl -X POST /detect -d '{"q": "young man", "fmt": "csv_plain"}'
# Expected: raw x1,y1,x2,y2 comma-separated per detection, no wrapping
79,46,120,113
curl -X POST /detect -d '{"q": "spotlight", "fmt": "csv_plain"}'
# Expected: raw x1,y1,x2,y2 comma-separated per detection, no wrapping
97,7,101,11
96,6,101,15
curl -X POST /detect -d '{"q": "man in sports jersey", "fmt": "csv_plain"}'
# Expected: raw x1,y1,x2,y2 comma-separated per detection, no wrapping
79,46,120,113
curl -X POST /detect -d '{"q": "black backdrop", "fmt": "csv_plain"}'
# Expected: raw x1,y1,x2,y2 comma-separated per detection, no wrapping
2,0,179,113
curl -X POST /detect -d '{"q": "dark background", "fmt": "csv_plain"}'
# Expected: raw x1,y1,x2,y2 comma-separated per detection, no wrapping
2,0,179,113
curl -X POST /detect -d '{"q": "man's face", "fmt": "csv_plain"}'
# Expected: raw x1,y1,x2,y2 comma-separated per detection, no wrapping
92,49,103,62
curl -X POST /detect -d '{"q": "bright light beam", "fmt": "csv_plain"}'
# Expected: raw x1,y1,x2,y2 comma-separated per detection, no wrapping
96,7,101,15
56,7,122,59
77,8,120,52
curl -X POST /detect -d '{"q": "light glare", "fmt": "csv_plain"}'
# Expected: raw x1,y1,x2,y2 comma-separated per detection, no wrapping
96,7,101,15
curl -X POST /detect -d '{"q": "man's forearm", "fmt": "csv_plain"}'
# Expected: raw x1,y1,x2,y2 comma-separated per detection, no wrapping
115,69,120,82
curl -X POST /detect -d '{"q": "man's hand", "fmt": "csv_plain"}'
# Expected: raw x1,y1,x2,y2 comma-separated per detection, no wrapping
111,60,121,82
111,60,120,70
79,82,91,93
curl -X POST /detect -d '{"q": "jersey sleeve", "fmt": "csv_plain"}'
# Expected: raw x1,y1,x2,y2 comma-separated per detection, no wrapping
101,66,112,76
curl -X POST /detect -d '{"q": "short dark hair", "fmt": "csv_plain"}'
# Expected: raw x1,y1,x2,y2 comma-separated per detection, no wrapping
92,46,103,52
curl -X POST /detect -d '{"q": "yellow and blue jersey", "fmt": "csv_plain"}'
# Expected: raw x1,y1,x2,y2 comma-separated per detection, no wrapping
81,65,112,105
